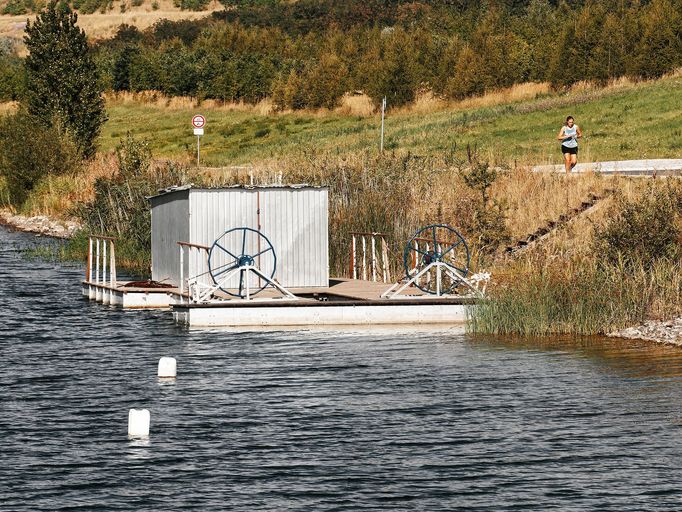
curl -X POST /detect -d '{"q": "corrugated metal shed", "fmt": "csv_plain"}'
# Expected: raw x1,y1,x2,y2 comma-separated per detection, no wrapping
149,185,329,289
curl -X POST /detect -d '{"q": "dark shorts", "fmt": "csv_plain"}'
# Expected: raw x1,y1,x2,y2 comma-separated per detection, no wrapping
562,145,578,155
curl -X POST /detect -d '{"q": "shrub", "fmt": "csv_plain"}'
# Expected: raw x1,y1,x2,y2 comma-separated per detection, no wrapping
0,38,24,101
0,112,81,206
76,134,192,272
593,185,682,267
459,153,510,254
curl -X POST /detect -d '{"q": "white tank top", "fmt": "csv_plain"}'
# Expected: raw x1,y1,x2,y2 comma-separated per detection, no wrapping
562,125,578,148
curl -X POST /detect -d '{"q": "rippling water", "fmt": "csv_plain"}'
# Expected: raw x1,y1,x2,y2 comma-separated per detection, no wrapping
3,226,682,510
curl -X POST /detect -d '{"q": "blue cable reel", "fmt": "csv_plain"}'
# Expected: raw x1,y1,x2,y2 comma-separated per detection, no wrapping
208,227,276,298
402,224,470,295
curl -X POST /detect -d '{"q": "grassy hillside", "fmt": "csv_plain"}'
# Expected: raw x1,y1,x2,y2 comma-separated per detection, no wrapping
101,75,682,167
0,0,219,49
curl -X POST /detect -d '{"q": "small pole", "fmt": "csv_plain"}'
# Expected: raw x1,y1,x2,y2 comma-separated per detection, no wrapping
382,236,389,283
197,135,200,167
110,241,116,287
179,246,184,302
380,96,386,153
362,236,367,281
102,239,107,286
351,234,357,279
96,239,100,284
87,237,92,282
371,235,377,282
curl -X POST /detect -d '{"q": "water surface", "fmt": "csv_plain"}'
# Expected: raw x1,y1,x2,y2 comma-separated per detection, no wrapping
2,226,682,510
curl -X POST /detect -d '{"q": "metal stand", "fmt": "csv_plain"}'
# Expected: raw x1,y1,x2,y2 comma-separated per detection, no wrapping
381,261,484,299
189,264,297,303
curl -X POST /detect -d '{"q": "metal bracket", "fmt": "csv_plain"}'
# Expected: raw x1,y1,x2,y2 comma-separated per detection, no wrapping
381,261,484,299
189,264,298,303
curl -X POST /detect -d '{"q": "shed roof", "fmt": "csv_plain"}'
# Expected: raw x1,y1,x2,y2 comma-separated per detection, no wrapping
148,183,327,201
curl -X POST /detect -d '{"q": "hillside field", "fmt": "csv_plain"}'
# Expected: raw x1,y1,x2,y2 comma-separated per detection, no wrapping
101,75,682,167
0,0,219,52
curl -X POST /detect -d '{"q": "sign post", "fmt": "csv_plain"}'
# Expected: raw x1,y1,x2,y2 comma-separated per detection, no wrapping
192,114,206,167
380,97,386,153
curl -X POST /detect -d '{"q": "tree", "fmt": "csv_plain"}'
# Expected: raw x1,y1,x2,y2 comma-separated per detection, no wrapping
302,52,348,109
24,1,107,158
633,0,682,79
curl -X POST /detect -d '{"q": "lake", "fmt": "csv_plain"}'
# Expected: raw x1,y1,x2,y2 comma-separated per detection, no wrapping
2,225,682,510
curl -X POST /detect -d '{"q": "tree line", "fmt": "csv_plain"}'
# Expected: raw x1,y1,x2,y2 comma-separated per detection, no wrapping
1,0,681,110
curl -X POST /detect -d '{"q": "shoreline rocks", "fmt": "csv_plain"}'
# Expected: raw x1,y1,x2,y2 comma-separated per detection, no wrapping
0,210,80,239
609,318,682,347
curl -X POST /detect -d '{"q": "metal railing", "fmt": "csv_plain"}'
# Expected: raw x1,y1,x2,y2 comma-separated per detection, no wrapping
349,232,391,283
87,235,117,287
177,241,210,301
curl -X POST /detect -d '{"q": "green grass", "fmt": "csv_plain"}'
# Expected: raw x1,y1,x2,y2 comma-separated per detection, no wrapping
101,76,682,166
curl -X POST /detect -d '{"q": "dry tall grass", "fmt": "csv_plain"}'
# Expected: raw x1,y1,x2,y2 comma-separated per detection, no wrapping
0,1,220,45
495,169,611,240
335,93,376,117
20,153,118,217
193,152,644,277
0,101,18,115
105,91,276,114
102,71,675,123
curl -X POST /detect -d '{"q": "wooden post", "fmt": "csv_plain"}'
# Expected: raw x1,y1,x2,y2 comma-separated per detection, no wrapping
425,243,430,286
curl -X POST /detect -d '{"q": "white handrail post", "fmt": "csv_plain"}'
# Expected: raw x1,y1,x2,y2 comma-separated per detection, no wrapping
351,234,357,280
87,237,93,282
102,239,107,286
95,238,100,284
362,235,367,281
179,246,184,303
110,240,116,287
382,236,390,283
371,235,377,282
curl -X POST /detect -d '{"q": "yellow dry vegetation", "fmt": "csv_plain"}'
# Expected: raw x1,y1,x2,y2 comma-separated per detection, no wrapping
0,0,220,53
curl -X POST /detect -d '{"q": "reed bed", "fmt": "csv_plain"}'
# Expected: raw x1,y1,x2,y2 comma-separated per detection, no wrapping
469,257,682,336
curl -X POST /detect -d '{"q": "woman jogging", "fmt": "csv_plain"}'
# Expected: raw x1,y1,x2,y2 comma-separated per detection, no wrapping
557,116,582,173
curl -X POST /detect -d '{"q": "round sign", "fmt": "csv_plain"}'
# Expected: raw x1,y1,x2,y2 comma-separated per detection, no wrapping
192,115,205,129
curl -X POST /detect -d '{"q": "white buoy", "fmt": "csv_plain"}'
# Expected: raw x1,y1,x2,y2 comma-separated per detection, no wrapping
157,357,177,378
128,409,150,438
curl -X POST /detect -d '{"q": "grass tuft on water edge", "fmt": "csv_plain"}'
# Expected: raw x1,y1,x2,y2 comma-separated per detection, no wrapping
468,258,682,336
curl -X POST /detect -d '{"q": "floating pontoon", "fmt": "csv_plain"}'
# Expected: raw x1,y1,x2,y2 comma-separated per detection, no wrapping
82,186,484,327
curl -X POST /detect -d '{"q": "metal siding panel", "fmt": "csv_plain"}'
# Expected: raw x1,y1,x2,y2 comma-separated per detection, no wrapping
151,187,328,291
189,189,258,291
150,190,189,285
259,188,328,288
